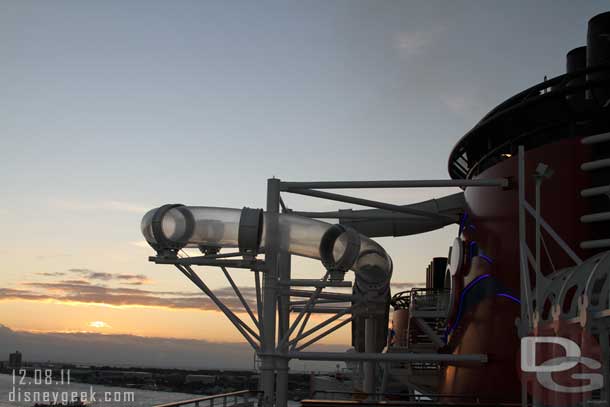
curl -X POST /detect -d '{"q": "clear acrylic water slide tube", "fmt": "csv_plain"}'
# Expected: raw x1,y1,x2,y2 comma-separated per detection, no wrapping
141,206,392,290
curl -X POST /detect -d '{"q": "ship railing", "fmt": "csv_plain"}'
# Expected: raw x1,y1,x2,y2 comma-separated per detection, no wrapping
152,390,258,407
307,390,524,406
448,65,610,179
409,288,449,313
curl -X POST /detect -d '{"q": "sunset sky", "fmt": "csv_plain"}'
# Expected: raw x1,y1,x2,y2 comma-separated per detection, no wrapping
1,1,608,355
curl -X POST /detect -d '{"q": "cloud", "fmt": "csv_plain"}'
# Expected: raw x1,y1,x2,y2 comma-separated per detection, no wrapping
50,199,149,214
4,273,411,313
36,272,66,277
89,272,114,281
3,278,423,312
115,274,152,285
68,268,94,274
0,280,254,312
393,27,445,56
0,288,50,301
60,279,92,285
66,268,152,285
69,268,114,281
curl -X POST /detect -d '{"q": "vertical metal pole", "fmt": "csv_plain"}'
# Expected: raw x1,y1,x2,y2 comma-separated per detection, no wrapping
380,362,389,400
534,171,543,407
363,318,376,397
534,171,545,407
535,175,542,314
276,251,291,407
255,271,264,337
518,145,528,407
262,178,281,407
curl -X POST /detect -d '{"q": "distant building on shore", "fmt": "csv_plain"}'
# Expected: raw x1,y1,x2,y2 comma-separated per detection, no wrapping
8,351,22,368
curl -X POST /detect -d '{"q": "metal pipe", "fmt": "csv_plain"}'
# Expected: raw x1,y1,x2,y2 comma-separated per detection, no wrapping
581,185,610,197
519,241,534,321
540,234,556,274
581,158,610,171
289,192,465,240
581,131,610,145
276,251,291,407
413,318,445,348
280,279,351,288
254,270,264,338
286,188,457,222
294,317,353,351
363,318,376,396
221,266,259,329
523,201,582,264
177,265,260,350
151,256,265,270
181,265,259,341
277,275,328,351
518,145,529,407
580,212,610,223
283,351,488,364
289,307,353,345
289,289,356,302
281,178,508,190
380,362,389,400
518,147,535,320
288,211,425,220
535,174,542,315
261,178,280,407
581,239,610,249
289,299,349,306
290,306,352,314
289,275,331,351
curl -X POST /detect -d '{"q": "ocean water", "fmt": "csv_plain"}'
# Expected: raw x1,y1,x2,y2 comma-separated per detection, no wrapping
0,374,200,406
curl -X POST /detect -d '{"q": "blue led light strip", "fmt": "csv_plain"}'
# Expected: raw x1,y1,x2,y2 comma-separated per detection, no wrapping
458,212,468,236
497,293,521,304
468,241,477,260
445,273,491,337
479,253,494,264
443,274,521,343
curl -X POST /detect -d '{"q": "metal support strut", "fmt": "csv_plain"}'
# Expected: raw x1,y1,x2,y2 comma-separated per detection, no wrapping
261,178,280,407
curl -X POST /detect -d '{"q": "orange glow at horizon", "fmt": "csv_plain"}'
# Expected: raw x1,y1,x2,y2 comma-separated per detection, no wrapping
0,299,351,345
